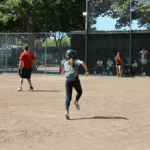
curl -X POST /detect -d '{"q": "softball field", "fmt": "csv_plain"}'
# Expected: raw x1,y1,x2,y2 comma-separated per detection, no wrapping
0,75,150,150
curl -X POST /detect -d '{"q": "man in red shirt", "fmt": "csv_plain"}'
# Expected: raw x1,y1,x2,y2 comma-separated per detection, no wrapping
17,46,39,91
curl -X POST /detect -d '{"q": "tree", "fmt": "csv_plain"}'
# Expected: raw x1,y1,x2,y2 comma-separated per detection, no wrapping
51,32,66,48
61,36,70,46
111,0,150,29
0,0,85,50
0,0,85,32
88,0,114,30
0,0,86,72
87,0,150,30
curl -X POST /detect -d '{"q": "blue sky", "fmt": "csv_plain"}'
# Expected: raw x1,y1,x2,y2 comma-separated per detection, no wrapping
92,16,147,30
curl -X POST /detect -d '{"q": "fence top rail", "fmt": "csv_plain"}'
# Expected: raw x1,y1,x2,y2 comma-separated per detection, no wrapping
0,30,150,35
71,30,150,34
0,32,73,34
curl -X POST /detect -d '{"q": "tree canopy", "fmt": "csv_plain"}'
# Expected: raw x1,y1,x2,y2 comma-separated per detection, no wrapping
17,35,70,47
0,0,85,32
1,0,150,32
88,0,150,30
111,0,150,29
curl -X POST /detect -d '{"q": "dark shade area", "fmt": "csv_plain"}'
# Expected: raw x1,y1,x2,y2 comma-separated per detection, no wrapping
71,32,150,75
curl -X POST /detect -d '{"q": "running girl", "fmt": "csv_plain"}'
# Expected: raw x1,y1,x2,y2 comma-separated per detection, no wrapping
63,49,89,120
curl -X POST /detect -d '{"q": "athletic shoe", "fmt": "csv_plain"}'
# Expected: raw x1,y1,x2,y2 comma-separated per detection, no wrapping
74,101,80,110
65,112,70,120
27,87,34,91
17,87,22,91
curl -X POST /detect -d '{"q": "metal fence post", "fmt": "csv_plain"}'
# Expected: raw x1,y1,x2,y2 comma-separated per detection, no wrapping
10,37,12,56
1,37,4,73
16,37,18,55
1,42,2,72
45,33,47,74
10,37,13,71
6,34,8,73
70,34,71,49
85,0,89,66
130,0,132,75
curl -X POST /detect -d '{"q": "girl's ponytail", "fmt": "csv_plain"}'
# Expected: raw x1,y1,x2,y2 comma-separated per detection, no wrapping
69,58,75,67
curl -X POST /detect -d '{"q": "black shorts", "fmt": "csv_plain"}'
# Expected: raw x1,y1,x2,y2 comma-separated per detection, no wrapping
116,63,121,66
20,68,32,79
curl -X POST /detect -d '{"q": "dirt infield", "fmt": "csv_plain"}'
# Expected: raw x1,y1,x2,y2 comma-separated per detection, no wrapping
0,75,150,150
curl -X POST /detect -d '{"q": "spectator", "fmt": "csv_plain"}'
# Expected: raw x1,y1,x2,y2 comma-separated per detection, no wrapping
140,55,147,76
124,58,134,77
124,59,129,76
132,60,138,76
139,47,149,59
114,52,123,77
61,58,66,75
106,58,113,76
132,60,138,68
94,59,104,75
121,58,125,75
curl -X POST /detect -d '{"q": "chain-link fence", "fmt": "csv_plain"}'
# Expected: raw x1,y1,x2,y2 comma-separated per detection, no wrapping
72,0,150,76
1,0,150,76
0,32,71,74
1,30,150,76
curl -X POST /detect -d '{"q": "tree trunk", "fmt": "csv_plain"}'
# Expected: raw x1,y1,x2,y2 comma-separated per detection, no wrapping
59,52,61,74
26,21,37,73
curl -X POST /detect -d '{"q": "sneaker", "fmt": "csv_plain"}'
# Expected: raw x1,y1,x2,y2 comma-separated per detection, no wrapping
17,87,22,91
27,87,34,91
74,101,80,110
65,112,70,120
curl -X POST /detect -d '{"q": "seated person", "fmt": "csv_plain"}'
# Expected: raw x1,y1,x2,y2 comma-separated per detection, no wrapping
139,47,149,59
61,59,66,75
94,58,104,75
121,58,125,75
140,55,147,76
132,60,138,68
132,60,138,75
106,58,113,75
124,58,134,77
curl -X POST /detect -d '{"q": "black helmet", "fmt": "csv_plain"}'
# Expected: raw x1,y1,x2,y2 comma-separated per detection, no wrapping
24,46,28,51
65,49,75,59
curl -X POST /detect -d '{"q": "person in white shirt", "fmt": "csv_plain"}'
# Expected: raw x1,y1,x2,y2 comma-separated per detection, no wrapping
94,59,104,75
132,60,138,68
139,47,149,59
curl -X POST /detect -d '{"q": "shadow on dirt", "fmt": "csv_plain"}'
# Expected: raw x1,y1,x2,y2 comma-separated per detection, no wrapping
70,116,128,120
33,90,61,92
